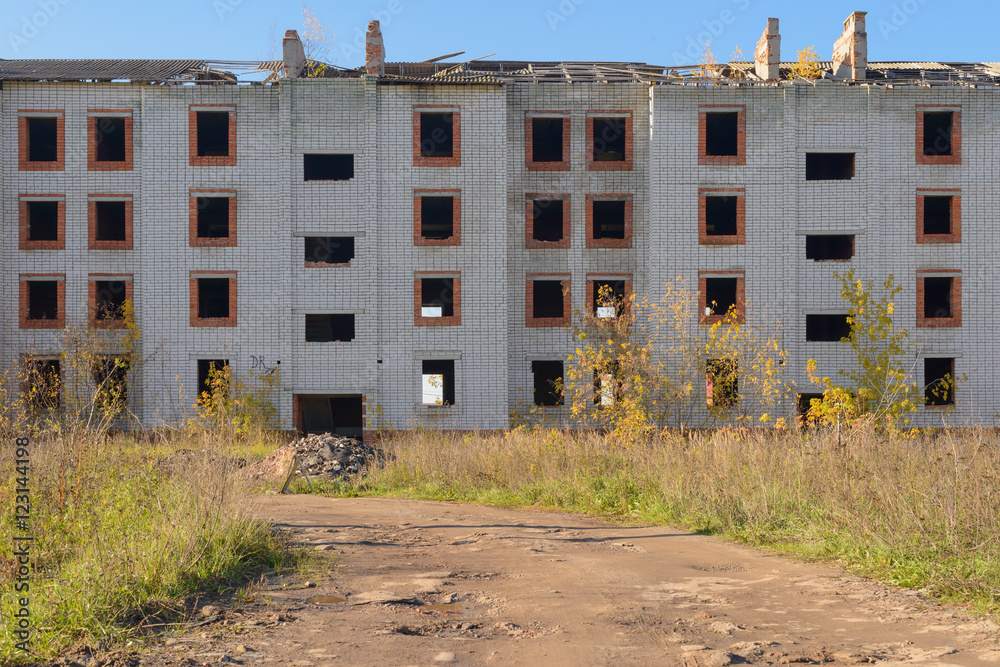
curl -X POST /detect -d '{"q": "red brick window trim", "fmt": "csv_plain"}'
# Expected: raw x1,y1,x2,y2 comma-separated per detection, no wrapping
88,195,134,250
586,194,633,249
190,271,237,327
699,188,746,245
526,273,571,328
413,105,461,167
414,272,462,326
87,110,133,171
525,111,571,171
699,270,745,324
88,274,134,329
698,105,746,166
19,195,65,251
189,105,236,167
413,189,461,246
586,273,633,319
526,193,571,249
18,110,65,171
19,274,65,329
916,270,962,328
586,111,633,171
916,105,961,165
189,190,237,247
916,188,961,244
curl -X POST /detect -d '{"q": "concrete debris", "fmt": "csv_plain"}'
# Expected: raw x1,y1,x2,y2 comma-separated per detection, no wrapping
244,433,391,483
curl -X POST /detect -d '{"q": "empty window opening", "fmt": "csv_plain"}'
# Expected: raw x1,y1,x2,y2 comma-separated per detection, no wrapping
27,281,58,320
304,154,354,181
592,200,626,240
923,197,953,235
592,280,625,318
924,358,955,406
806,314,851,342
420,278,454,317
92,356,129,405
532,200,564,243
27,117,58,162
197,359,229,399
305,314,355,342
924,277,953,318
923,112,953,156
95,117,126,162
196,111,230,157
532,118,564,162
705,112,738,157
806,235,854,261
95,280,127,321
704,278,737,317
532,281,565,319
305,236,354,264
196,197,230,238
806,153,855,181
797,393,824,422
95,201,127,241
197,278,230,319
24,359,61,410
420,113,454,158
532,360,564,406
593,364,621,407
26,201,59,242
420,197,454,240
422,359,455,405
592,117,626,162
705,196,737,236
706,359,738,407
299,395,364,438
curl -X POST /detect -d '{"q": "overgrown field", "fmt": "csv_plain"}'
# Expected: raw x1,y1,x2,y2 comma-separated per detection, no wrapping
328,427,1000,614
0,430,296,664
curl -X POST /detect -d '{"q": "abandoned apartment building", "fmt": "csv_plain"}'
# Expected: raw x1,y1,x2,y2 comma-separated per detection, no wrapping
1,12,994,438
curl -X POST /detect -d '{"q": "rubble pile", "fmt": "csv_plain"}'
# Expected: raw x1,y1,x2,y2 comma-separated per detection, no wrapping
245,433,391,483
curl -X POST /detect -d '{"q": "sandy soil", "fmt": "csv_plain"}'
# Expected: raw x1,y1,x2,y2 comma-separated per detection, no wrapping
137,495,1000,666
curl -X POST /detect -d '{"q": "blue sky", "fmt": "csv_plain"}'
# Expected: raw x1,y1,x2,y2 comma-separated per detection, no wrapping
3,0,996,68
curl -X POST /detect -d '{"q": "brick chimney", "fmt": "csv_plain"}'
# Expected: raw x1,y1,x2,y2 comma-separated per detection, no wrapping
753,18,780,81
365,20,385,76
282,29,305,78
832,11,867,80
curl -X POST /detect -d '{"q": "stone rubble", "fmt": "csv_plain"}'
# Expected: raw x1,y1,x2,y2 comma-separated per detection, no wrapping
244,433,392,483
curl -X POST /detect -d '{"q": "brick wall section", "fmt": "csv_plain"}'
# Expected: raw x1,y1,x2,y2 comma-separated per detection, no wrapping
88,195,133,250
916,189,961,244
698,188,746,245
88,274,134,329
412,106,461,167
19,275,65,329
916,270,962,328
87,112,133,171
698,105,746,166
413,272,462,326
585,274,633,317
19,196,65,250
916,106,961,165
413,189,461,246
698,270,745,324
18,111,64,171
586,111,633,171
189,190,238,247
525,111,571,171
189,271,237,327
585,195,633,249
525,194,571,249
525,274,571,327
188,105,237,167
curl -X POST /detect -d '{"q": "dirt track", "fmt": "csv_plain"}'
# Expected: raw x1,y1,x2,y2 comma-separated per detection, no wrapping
146,495,1000,666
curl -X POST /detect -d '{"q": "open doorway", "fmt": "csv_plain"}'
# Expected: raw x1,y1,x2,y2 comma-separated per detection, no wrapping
297,394,364,440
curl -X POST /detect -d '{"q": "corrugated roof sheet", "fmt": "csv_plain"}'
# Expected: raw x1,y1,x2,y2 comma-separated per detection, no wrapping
0,59,281,82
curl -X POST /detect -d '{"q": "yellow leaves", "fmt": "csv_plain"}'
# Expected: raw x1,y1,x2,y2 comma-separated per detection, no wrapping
790,45,822,80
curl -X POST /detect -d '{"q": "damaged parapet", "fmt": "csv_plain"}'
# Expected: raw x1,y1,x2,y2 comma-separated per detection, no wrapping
753,18,780,81
832,11,867,80
366,21,385,76
282,30,305,78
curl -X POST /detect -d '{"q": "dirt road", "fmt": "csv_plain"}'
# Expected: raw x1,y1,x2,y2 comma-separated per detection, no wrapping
145,495,1000,666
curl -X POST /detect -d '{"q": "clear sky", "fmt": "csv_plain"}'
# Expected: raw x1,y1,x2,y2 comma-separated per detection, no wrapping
3,0,997,69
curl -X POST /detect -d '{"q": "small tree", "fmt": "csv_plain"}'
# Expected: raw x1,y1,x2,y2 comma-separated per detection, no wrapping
789,45,822,80
300,4,336,77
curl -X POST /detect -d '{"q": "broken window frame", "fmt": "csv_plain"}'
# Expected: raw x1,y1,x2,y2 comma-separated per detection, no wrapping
531,360,565,407
526,195,570,249
917,272,961,328
88,112,133,171
698,106,745,166
421,359,456,406
413,107,461,167
414,189,461,246
586,195,632,249
190,191,237,247
916,190,961,244
414,274,461,326
525,112,570,171
587,112,633,171
304,236,355,266
189,106,235,166
699,272,744,324
89,275,133,329
526,275,570,327
805,234,855,261
587,276,632,321
924,357,956,407
19,112,64,171
805,314,852,342
190,273,237,327
917,107,961,165
303,153,355,181
805,152,856,181
19,275,64,329
699,189,745,245
19,196,64,250
89,196,133,250
304,313,357,343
